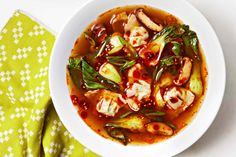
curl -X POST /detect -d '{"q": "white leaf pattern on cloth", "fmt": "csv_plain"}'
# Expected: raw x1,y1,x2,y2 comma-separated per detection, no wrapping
22,148,33,157
19,81,46,104
51,120,62,136
0,45,7,67
44,142,61,154
0,10,97,157
12,46,32,60
0,70,15,82
18,122,33,145
3,147,13,157
34,66,48,79
37,40,48,63
0,28,7,41
10,107,28,119
20,64,30,87
60,145,74,157
63,131,73,139
30,109,45,121
0,129,13,143
29,25,45,36
6,86,16,104
12,21,23,44
0,106,5,122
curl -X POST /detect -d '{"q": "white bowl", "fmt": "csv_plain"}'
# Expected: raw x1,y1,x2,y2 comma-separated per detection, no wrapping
49,0,226,156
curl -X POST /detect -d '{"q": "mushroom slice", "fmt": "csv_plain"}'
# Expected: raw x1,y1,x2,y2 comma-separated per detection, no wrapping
163,87,195,111
91,24,108,44
136,8,163,32
174,57,192,86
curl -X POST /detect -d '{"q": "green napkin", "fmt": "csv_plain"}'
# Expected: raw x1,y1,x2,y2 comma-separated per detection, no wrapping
0,10,99,157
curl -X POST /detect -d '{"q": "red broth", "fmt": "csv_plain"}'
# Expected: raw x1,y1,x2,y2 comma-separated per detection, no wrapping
66,5,208,145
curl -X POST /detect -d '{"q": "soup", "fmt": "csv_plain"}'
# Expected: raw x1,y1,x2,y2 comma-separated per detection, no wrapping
66,5,208,145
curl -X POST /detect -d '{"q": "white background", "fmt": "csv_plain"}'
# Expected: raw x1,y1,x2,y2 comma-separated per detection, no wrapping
0,0,235,156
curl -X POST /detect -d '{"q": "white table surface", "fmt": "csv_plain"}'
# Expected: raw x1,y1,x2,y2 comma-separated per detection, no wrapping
0,0,235,156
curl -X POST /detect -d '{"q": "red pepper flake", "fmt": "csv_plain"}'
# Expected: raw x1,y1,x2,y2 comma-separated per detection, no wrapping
153,124,160,130
142,73,149,79
170,97,179,103
79,100,89,110
133,40,137,45
80,111,88,119
133,69,141,78
70,95,79,105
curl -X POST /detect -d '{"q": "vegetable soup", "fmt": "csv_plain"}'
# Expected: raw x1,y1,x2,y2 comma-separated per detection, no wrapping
66,5,208,145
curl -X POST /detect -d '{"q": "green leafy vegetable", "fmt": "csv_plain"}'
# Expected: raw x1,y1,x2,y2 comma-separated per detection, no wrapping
119,111,133,119
68,58,83,89
120,60,136,71
68,68,82,90
68,58,120,91
160,56,182,67
153,56,182,83
81,60,107,89
166,122,177,130
188,62,203,97
99,63,122,84
150,25,176,55
153,67,164,83
105,114,150,132
171,41,181,56
181,25,200,60
118,36,139,58
68,58,82,69
108,35,124,54
83,80,106,89
96,37,110,57
106,56,136,71
145,111,166,116
106,56,130,66
105,127,128,145
151,24,200,60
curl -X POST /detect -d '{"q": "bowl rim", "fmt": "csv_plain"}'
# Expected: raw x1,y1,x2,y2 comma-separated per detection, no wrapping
49,0,226,156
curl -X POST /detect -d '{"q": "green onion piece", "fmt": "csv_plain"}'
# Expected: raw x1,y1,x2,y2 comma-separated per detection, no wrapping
120,60,136,71
84,32,96,47
119,111,133,119
166,122,177,130
171,41,181,56
118,36,139,58
96,37,110,57
154,67,164,83
145,111,166,116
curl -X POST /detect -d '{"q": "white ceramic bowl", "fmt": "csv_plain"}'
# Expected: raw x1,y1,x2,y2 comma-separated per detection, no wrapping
49,0,226,156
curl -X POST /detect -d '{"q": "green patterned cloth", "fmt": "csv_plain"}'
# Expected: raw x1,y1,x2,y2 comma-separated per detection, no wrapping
0,10,99,157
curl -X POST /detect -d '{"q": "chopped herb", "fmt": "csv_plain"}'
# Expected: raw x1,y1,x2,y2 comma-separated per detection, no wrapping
84,32,96,47
145,111,166,116
166,122,177,130
119,111,133,119
171,41,181,56
96,37,110,57
105,127,128,145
